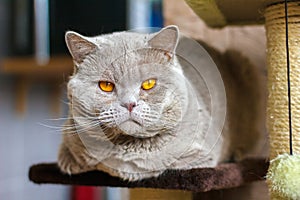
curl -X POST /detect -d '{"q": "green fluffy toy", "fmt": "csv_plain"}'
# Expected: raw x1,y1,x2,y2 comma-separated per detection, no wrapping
267,154,300,199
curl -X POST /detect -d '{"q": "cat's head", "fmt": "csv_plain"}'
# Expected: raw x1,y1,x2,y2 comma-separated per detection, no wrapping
65,26,188,145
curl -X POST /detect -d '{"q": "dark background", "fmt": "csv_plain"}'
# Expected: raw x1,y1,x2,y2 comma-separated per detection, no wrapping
10,0,126,56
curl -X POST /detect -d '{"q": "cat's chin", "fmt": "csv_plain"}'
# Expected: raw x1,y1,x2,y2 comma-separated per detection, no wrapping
118,120,155,138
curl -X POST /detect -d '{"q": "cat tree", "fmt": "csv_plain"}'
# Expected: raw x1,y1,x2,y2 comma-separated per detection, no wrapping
184,0,300,199
30,0,300,199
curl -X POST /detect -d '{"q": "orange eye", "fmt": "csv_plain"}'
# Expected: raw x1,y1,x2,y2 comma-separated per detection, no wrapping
99,81,115,92
141,79,156,90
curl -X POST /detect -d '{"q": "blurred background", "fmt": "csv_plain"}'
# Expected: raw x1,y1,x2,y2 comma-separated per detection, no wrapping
0,0,162,199
0,0,266,199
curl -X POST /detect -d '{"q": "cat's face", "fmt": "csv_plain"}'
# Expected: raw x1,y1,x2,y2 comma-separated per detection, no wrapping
66,26,188,146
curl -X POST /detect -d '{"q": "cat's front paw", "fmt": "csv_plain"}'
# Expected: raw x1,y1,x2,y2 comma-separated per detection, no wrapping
58,155,83,175
57,144,92,175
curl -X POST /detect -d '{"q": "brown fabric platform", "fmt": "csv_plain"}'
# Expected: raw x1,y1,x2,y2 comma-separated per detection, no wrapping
29,158,268,192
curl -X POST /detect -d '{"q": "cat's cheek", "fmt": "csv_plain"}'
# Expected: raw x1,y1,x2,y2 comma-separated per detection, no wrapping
139,92,148,101
93,92,118,110
67,78,89,100
67,87,78,102
139,85,160,97
97,92,118,104
67,77,80,89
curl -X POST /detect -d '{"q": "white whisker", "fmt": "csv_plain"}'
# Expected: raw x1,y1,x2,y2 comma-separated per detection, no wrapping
66,121,100,134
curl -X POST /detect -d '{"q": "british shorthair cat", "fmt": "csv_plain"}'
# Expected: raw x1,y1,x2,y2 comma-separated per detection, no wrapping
58,25,265,181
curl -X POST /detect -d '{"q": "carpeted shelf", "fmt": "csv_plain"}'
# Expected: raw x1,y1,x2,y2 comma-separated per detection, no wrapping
29,158,268,192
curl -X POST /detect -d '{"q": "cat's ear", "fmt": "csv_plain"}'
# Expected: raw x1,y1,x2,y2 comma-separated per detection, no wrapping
148,25,179,53
65,31,97,64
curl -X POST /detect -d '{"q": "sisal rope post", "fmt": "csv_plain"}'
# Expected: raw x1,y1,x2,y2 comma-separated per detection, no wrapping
265,1,300,199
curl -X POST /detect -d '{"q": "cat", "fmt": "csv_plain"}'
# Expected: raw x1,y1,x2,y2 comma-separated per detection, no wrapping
58,25,266,181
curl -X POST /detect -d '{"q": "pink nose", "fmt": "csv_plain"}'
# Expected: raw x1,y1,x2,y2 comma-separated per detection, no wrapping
125,102,136,112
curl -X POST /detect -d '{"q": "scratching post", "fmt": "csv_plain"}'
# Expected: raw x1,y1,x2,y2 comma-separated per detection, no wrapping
265,2,300,199
265,1,300,159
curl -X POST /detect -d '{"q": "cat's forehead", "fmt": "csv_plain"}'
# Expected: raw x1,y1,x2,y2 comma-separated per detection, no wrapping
75,31,178,82
93,32,151,51
89,32,171,72
100,48,171,82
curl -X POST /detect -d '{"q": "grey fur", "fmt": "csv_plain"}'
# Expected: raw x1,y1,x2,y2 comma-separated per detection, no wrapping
58,26,264,181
